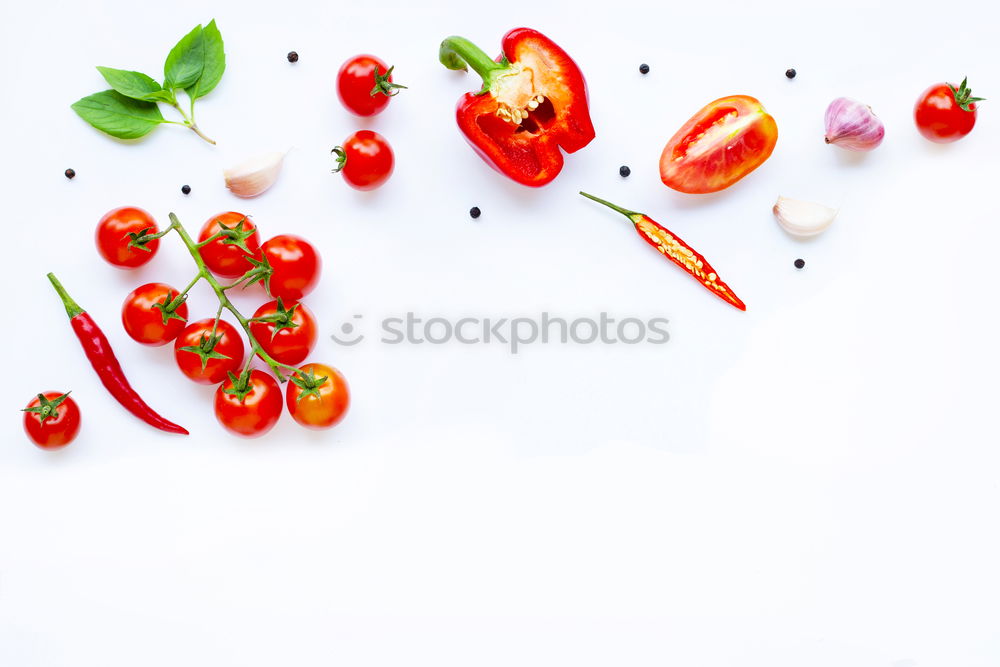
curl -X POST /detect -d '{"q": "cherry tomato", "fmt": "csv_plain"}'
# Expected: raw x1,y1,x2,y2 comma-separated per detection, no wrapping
121,282,189,346
332,130,394,191
197,212,262,278
286,363,350,430
914,79,982,143
659,95,778,194
214,370,283,438
173,318,246,385
250,299,317,366
23,392,81,449
95,206,159,269
259,235,321,301
337,54,405,117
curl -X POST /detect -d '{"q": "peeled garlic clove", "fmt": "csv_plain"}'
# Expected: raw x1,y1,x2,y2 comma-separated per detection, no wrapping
224,151,285,198
773,196,838,238
824,97,885,151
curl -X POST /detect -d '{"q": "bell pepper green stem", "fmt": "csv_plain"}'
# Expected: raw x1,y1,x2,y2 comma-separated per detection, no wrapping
439,36,507,84
47,273,84,319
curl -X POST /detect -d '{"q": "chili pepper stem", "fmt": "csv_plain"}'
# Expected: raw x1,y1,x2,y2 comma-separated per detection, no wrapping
47,273,85,319
578,192,641,220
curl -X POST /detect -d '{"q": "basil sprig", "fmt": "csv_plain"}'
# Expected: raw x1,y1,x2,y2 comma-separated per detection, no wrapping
71,20,225,145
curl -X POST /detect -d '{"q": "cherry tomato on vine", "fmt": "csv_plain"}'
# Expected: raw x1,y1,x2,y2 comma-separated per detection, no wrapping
332,130,394,191
197,212,262,278
336,54,407,117
96,206,160,269
173,318,246,385
286,363,350,430
914,78,984,143
23,392,81,449
259,235,321,301
121,282,189,346
659,95,778,194
214,370,283,438
250,299,317,366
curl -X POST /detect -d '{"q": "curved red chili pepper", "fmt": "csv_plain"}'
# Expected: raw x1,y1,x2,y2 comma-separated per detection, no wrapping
439,28,595,187
579,193,747,311
47,273,189,435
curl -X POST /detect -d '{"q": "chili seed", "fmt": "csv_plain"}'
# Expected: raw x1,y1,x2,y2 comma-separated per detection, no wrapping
619,165,631,178
469,206,481,219
181,184,191,195
639,63,650,75
64,168,76,179
287,51,299,63
785,68,797,79
794,258,805,269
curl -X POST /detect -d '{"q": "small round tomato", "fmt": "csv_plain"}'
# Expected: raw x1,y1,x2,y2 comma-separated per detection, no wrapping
286,363,350,430
337,54,405,117
121,282,189,346
659,95,778,194
173,318,245,385
914,79,983,143
198,212,262,278
332,130,394,190
250,299,317,366
214,370,283,438
259,235,321,301
23,392,81,449
96,206,159,268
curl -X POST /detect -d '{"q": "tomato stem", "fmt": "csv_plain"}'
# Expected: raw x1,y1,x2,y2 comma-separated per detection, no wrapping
167,213,301,382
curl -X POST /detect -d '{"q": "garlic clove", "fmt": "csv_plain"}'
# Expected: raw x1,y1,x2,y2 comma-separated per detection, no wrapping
824,97,885,151
773,196,838,238
224,151,286,198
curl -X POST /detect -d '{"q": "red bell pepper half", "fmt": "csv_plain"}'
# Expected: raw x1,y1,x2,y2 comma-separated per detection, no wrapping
439,28,595,187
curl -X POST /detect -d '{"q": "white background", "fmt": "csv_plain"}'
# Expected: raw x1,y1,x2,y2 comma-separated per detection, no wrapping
2,0,999,664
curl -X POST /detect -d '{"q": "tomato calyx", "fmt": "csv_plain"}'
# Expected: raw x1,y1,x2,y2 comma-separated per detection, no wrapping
152,290,189,326
203,216,257,254
222,369,255,403
330,146,348,173
290,368,329,402
125,227,162,253
22,392,71,424
948,77,985,112
250,298,300,340
179,331,232,371
371,65,407,98
228,254,273,293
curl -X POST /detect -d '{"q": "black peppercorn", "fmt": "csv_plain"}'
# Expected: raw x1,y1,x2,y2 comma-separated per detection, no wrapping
469,206,481,219
619,165,631,178
785,68,796,79
794,258,805,269
64,168,76,179
181,184,191,195
639,63,650,75
287,51,299,63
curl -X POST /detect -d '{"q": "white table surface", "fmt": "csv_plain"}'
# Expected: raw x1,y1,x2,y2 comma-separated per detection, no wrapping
2,0,998,664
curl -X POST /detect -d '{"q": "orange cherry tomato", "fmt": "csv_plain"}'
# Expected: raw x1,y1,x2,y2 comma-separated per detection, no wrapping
286,363,350,430
659,95,778,194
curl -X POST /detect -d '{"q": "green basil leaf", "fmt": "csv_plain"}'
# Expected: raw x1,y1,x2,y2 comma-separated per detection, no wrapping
71,90,165,140
96,66,164,101
187,19,225,101
163,24,204,90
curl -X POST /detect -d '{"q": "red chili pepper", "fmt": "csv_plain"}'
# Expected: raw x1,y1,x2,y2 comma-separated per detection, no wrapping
579,193,747,311
47,273,189,435
439,28,595,187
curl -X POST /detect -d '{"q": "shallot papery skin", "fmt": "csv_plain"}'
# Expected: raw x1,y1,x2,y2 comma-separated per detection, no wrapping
824,97,885,151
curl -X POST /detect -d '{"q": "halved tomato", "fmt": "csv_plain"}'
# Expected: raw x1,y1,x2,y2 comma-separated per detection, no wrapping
659,95,778,194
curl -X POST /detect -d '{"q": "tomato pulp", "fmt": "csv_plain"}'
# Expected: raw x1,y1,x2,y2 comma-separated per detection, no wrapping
659,95,778,194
